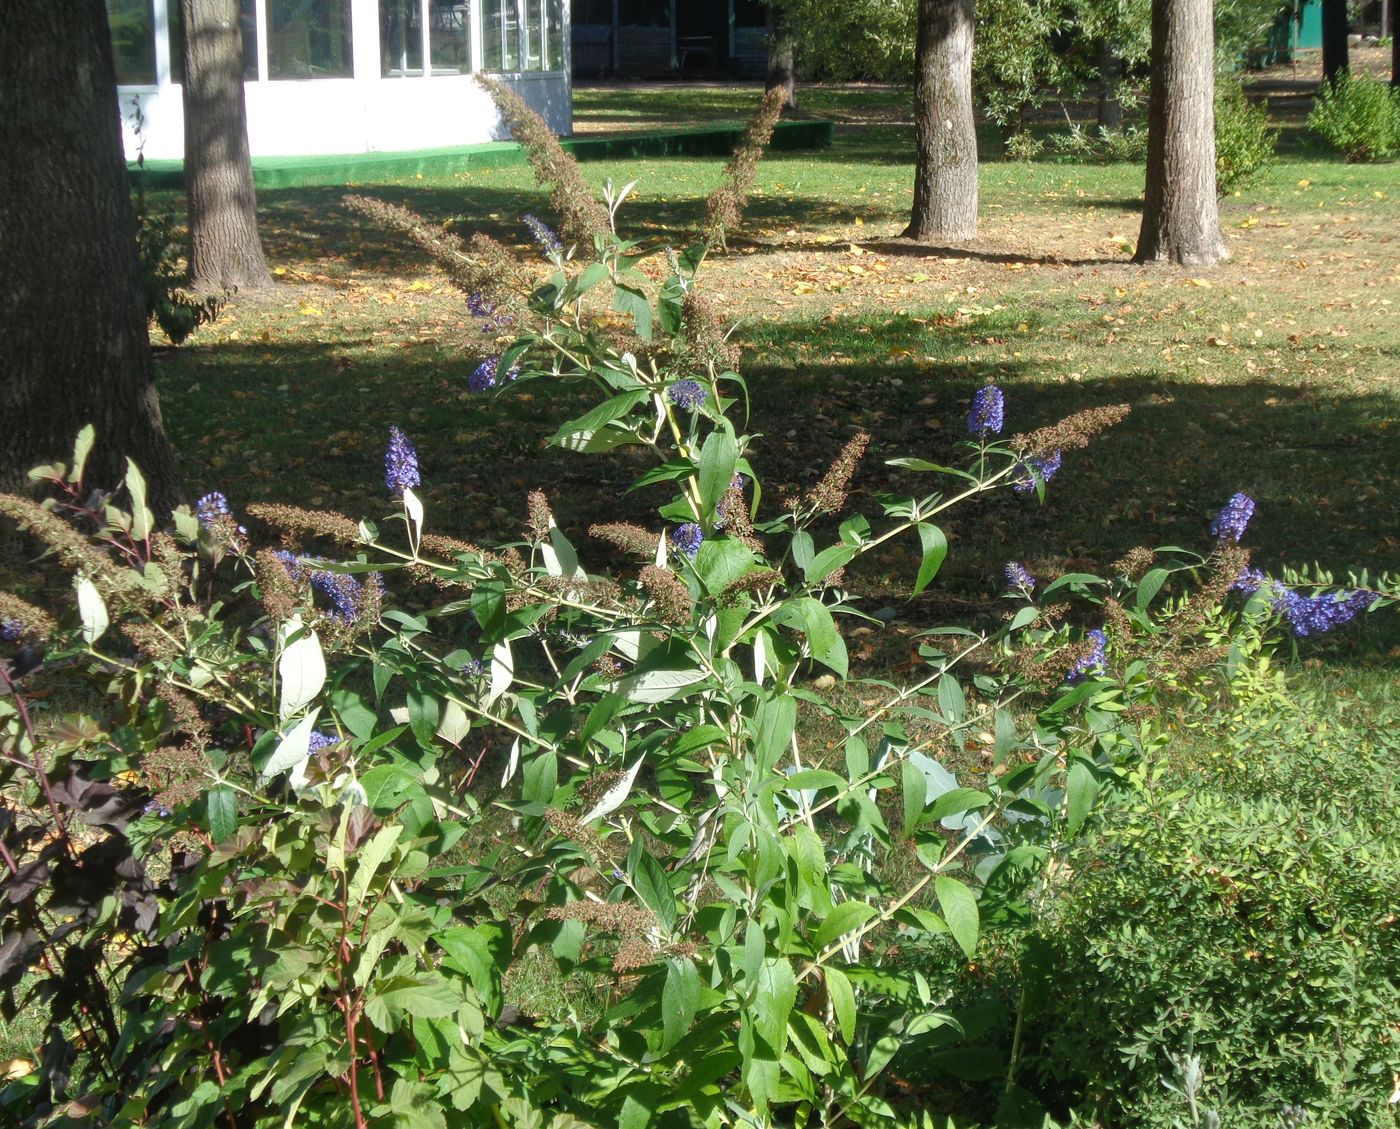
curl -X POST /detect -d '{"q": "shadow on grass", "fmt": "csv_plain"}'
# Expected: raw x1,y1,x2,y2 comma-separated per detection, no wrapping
245,183,917,276
156,313,1400,668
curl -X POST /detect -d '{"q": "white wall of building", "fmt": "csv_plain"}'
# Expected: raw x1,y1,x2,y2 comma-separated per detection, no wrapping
117,0,571,161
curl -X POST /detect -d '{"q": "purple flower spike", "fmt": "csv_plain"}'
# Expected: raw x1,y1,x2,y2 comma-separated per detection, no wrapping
1068,628,1107,682
1013,450,1062,494
1271,587,1375,637
670,523,704,560
668,380,708,412
968,385,1005,436
1004,562,1035,592
523,213,562,254
385,426,420,496
196,492,230,528
1210,492,1256,543
468,356,522,391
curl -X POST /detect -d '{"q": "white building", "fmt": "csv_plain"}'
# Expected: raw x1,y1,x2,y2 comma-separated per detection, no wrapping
108,0,572,161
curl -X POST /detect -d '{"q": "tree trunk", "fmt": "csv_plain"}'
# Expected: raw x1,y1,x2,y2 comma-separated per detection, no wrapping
1097,40,1123,131
903,0,978,243
765,4,797,111
1391,6,1398,88
1321,0,1349,87
180,0,274,293
1133,0,1229,267
0,0,183,510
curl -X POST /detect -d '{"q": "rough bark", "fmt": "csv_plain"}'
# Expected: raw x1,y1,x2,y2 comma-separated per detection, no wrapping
1097,40,1123,131
1321,0,1349,88
904,0,978,243
0,0,183,510
180,0,274,293
1391,7,1398,88
1133,0,1229,267
765,5,797,111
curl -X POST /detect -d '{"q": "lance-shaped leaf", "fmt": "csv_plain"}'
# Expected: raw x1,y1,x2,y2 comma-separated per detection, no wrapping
278,617,325,719
581,758,644,823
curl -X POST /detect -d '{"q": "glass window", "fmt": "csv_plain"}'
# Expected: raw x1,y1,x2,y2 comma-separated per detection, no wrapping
268,0,353,79
108,0,156,85
524,0,543,70
482,0,519,71
429,0,470,74
170,0,260,83
545,0,564,70
380,0,423,74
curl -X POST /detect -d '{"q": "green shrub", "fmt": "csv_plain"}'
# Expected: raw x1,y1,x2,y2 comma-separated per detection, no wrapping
1024,672,1400,1128
1214,78,1277,194
0,90,1158,1129
1308,72,1400,162
1044,123,1149,163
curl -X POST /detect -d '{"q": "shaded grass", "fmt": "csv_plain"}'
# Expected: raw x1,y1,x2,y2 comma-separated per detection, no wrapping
84,85,1400,678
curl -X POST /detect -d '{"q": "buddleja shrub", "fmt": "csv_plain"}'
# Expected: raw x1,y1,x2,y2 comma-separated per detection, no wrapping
1,98,1392,1129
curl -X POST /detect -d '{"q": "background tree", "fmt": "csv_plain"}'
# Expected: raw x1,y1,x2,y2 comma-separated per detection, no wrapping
765,4,797,110
1321,0,1349,86
180,0,274,292
904,0,979,243
1134,0,1230,265
0,0,182,509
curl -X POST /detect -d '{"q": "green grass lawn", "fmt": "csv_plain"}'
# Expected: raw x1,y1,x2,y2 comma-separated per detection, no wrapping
126,83,1399,684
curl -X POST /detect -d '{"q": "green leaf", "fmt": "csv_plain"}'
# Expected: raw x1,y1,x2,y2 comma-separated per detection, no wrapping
752,693,796,776
784,768,845,792
886,457,977,482
549,390,648,448
1040,572,1106,598
864,1029,903,1081
935,876,979,959
406,690,440,749
825,966,856,1043
753,957,797,1054
572,260,611,298
913,523,948,594
612,282,653,340
1066,760,1099,837
71,425,96,484
927,788,991,822
386,1079,448,1129
790,529,814,572
1008,605,1039,632
124,458,153,542
206,785,237,843
348,825,404,908
614,666,706,704
633,852,676,930
804,543,858,585
260,710,320,783
698,423,738,520
902,758,927,837
471,581,507,641
277,618,325,719
619,1085,661,1129
661,958,701,1052
1135,567,1171,610
775,598,847,678
814,901,877,950
937,673,966,726
75,577,108,645
363,976,460,1031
